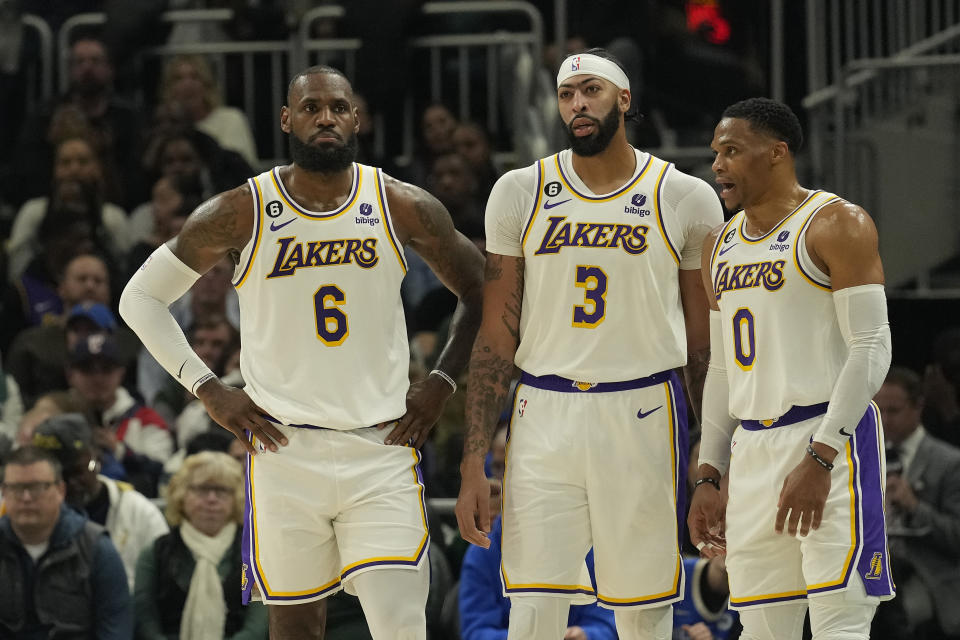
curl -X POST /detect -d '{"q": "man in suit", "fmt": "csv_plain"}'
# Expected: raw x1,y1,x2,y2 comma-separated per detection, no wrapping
874,366,960,639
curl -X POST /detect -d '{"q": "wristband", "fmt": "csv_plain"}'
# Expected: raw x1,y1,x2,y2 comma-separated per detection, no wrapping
429,369,457,393
694,477,721,491
806,444,834,471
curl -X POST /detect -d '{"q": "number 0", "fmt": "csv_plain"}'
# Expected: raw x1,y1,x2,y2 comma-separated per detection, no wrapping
732,307,755,370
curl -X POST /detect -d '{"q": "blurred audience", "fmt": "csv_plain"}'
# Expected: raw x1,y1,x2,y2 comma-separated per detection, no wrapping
923,327,960,449
8,32,142,209
674,555,737,640
66,332,173,497
159,54,258,166
135,451,268,639
0,446,132,639
873,367,960,640
32,412,169,590
404,102,458,188
14,390,89,448
127,172,204,257
452,121,500,198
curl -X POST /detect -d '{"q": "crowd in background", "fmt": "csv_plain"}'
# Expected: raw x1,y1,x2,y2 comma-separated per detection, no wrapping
0,1,957,639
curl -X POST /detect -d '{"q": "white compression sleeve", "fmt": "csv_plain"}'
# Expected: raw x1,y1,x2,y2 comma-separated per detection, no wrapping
813,284,892,452
699,310,739,475
119,245,216,396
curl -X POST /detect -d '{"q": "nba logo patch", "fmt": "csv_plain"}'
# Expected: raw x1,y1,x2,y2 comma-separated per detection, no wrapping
865,553,883,580
570,56,581,71
518,399,527,417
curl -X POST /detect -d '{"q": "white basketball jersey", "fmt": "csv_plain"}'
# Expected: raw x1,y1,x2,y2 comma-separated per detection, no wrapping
516,151,688,381
232,164,410,429
708,190,846,420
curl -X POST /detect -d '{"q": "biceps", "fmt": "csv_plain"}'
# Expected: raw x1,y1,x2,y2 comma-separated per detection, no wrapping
413,231,485,298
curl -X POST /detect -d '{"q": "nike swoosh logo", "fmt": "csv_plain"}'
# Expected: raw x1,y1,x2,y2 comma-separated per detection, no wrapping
177,360,187,379
718,244,738,256
839,427,853,437
637,406,663,420
543,199,571,210
270,218,295,232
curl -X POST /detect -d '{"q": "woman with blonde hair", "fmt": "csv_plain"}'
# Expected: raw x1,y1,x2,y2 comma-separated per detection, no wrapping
159,55,258,166
134,451,267,639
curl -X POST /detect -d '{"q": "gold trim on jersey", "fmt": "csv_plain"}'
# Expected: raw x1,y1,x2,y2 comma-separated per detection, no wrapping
652,160,680,265
374,168,408,273
554,152,653,203
736,190,821,244
793,194,841,292
235,176,265,289
269,164,362,220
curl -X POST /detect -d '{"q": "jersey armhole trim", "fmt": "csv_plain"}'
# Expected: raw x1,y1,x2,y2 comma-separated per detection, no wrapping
234,176,264,289
794,196,839,291
376,168,408,273
653,161,680,265
520,159,545,251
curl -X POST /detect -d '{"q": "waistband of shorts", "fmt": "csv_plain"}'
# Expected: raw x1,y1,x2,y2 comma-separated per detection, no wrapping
518,369,674,393
259,413,395,431
740,402,830,431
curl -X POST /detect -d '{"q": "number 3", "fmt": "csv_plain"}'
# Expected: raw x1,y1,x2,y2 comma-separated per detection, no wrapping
572,265,608,328
314,285,348,345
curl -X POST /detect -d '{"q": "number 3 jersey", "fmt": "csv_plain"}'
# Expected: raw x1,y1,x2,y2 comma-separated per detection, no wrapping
708,190,847,420
231,164,410,429
485,148,723,381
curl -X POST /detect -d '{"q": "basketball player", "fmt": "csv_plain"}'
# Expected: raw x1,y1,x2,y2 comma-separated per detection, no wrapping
688,98,894,639
120,67,484,640
455,48,724,640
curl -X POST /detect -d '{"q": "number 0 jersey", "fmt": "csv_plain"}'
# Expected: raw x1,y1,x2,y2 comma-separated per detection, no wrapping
708,190,847,420
485,149,723,382
231,164,410,429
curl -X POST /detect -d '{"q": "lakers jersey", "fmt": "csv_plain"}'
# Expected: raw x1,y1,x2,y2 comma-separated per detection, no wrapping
709,190,846,420
515,151,689,381
232,164,409,429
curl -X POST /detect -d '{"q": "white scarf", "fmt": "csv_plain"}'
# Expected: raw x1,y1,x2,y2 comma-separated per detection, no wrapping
179,520,237,640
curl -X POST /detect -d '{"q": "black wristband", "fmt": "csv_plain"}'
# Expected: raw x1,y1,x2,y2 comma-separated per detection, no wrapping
694,477,721,491
806,444,834,471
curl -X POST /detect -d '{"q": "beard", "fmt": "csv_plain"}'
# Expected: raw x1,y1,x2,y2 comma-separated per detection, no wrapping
563,102,621,157
288,130,358,174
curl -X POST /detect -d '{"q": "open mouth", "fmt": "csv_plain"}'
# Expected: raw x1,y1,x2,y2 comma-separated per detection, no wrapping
716,178,736,198
570,117,597,137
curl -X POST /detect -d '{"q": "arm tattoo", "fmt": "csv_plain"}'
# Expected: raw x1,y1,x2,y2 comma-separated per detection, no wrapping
500,260,523,342
684,347,710,424
463,334,515,458
412,192,444,238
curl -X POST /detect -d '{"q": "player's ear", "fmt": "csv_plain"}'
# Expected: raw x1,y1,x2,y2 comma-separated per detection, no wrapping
770,140,790,164
280,106,291,133
353,105,360,134
619,88,632,114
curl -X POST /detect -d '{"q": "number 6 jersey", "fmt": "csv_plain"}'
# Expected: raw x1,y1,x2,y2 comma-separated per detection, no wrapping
708,190,846,420
231,164,410,429
485,148,723,381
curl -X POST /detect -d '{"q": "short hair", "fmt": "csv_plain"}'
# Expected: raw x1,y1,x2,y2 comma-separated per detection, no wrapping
884,366,923,406
161,55,221,111
2,447,64,482
165,451,243,527
286,65,350,103
722,98,804,154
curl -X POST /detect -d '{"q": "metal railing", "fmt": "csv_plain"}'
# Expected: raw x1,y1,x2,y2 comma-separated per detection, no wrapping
21,14,54,111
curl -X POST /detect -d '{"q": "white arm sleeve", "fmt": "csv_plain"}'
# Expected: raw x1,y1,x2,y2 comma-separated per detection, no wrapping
813,284,892,452
699,310,739,474
119,245,216,396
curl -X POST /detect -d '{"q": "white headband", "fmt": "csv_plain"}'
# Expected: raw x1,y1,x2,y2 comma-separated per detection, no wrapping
557,53,630,91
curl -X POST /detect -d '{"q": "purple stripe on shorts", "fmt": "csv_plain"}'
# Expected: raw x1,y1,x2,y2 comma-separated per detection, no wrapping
740,402,829,431
731,592,808,608
506,586,597,597
519,369,673,393
851,404,894,597
669,371,689,545
597,587,683,608
241,436,255,604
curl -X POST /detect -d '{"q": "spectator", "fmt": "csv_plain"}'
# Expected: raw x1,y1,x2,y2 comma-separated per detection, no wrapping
6,264,139,407
66,332,173,497
874,366,960,639
32,412,169,590
428,151,485,245
0,446,132,638
159,55,259,166
14,390,89,448
673,556,738,640
0,353,24,445
126,171,203,256
135,451,268,639
7,33,142,209
458,514,617,640
452,121,500,198
403,102,458,188
923,327,960,448
5,134,129,284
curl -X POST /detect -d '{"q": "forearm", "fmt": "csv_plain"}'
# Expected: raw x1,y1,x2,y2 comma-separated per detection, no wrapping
432,283,483,379
684,347,709,424
698,311,738,476
462,331,516,464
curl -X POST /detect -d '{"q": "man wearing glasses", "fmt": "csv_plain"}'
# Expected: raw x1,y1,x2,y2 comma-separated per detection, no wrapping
0,446,132,638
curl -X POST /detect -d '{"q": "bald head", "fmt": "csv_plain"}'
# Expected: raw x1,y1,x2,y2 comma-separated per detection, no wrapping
286,66,351,104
